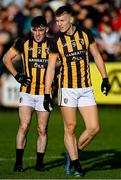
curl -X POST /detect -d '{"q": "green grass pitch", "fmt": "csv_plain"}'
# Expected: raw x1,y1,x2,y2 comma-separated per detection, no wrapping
0,105,121,179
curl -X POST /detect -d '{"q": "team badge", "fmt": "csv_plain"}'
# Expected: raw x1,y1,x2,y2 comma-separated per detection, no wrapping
64,98,68,104
72,56,76,61
19,97,23,103
79,39,84,45
34,62,40,68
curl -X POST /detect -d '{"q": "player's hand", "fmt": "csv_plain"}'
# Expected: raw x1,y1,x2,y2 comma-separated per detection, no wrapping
14,73,32,86
43,94,54,112
101,77,111,96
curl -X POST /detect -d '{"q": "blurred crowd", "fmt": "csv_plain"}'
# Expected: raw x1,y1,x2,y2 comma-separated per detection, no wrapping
0,0,121,77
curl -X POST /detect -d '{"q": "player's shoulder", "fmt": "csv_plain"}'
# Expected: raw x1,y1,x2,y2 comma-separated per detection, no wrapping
14,36,28,46
54,32,63,40
13,36,29,52
46,36,52,43
76,24,93,36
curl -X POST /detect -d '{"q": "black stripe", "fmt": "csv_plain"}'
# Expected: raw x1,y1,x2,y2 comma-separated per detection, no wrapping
61,36,73,88
36,41,43,95
67,63,72,88
28,39,33,61
72,33,82,87
45,39,49,60
82,32,88,87
35,68,40,94
60,37,68,58
37,42,42,59
28,39,33,77
42,39,49,89
60,64,64,88
26,40,32,93
76,61,82,87
22,48,26,75
79,30,89,87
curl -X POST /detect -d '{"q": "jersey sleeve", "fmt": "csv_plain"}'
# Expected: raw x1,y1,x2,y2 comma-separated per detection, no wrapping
50,37,59,54
49,35,59,60
80,25,95,45
85,29,95,44
12,38,24,53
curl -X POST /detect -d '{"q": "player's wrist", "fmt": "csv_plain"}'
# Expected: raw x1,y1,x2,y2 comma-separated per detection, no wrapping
102,77,109,82
14,73,21,81
44,94,50,100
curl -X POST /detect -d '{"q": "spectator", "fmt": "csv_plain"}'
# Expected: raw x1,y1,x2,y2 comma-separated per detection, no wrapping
43,6,59,37
97,22,121,61
109,9,121,32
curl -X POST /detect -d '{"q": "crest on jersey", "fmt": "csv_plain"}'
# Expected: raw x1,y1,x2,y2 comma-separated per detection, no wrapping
64,98,68,104
79,38,84,45
72,56,76,61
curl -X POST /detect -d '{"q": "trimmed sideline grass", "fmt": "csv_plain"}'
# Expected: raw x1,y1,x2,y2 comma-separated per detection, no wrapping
0,105,121,179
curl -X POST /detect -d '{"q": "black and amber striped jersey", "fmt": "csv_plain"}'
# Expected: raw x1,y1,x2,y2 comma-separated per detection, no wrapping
10,37,50,95
50,26,95,88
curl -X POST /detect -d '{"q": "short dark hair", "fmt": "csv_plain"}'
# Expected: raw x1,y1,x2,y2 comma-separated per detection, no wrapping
55,6,72,17
31,16,47,28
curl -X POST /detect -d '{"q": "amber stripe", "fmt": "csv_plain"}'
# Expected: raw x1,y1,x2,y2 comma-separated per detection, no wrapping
32,41,38,57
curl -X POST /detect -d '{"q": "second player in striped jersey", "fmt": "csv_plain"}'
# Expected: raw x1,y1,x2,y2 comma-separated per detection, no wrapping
3,16,53,172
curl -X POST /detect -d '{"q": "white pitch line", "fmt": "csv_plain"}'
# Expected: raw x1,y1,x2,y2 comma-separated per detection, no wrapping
0,156,64,161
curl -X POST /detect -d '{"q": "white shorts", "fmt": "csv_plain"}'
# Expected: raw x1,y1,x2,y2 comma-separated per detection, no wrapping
19,92,46,111
58,87,96,107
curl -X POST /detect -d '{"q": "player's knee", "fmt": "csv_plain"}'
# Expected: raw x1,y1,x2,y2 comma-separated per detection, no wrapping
88,125,100,137
64,123,76,135
19,123,29,134
37,126,47,136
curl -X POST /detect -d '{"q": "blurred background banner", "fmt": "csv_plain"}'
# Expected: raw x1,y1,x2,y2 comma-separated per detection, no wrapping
0,62,121,108
0,74,20,107
90,62,121,104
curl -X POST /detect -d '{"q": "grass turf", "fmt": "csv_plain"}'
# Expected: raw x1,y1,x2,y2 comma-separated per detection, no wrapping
0,105,121,179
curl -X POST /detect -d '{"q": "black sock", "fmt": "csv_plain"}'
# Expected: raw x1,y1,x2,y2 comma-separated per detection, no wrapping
36,152,45,166
71,159,80,169
15,149,24,166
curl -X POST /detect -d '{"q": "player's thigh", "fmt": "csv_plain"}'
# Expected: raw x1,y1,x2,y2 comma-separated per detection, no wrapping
78,105,99,130
19,106,33,126
61,106,77,128
36,111,50,130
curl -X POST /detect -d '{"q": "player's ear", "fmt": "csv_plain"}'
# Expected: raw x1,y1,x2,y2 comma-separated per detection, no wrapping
46,27,49,33
31,27,33,33
70,16,74,23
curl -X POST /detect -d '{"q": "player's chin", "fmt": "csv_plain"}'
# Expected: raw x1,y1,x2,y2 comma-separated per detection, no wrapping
35,38,42,43
60,28,65,32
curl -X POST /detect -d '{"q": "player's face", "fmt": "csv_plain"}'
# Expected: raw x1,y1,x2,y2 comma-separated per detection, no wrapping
31,26,47,42
56,13,72,33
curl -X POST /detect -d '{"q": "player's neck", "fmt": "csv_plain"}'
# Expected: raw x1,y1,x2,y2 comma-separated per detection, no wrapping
66,24,76,35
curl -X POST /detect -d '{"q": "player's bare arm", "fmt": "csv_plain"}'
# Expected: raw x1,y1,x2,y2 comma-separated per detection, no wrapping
45,55,57,94
89,42,107,78
89,42,111,95
3,49,18,76
44,54,57,112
